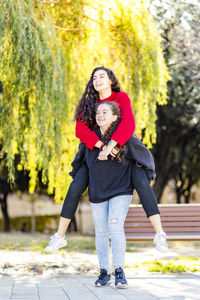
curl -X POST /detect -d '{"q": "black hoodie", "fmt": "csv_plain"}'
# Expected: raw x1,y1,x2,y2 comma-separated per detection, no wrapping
85,127,133,203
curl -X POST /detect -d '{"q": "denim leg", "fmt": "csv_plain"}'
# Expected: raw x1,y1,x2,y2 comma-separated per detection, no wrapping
109,195,132,269
131,162,160,218
60,163,89,219
90,201,110,271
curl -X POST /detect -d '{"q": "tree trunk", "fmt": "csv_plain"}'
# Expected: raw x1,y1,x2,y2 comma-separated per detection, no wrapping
0,180,11,232
152,105,186,203
31,196,35,233
0,193,10,232
184,177,193,204
176,189,182,204
153,175,169,203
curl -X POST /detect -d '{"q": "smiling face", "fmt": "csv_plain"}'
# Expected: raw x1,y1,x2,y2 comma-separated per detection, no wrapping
96,103,118,129
93,69,112,93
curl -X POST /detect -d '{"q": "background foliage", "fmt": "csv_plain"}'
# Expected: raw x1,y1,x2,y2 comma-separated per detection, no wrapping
0,0,67,199
0,0,169,203
150,0,200,201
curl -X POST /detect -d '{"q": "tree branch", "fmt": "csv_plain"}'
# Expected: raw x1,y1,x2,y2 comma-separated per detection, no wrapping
54,25,86,31
42,1,62,3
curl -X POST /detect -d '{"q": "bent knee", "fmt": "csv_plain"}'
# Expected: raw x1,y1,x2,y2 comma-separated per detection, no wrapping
110,218,119,224
109,218,124,233
95,231,109,238
69,177,88,193
132,177,151,191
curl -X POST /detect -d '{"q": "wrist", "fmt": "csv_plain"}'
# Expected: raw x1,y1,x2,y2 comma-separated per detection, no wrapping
95,140,103,148
108,140,116,148
99,142,104,151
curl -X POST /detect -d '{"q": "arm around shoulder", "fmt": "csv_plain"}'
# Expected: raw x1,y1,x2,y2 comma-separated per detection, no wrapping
75,120,100,150
111,92,135,146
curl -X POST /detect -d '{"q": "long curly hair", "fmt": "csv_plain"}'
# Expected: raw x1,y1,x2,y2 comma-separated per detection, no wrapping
97,102,125,163
75,66,121,128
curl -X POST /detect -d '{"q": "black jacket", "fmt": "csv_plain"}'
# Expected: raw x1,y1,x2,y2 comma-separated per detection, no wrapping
126,137,156,180
70,136,156,181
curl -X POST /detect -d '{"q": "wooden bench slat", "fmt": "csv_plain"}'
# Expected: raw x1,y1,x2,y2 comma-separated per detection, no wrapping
159,208,200,211
125,227,200,234
125,221,200,227
127,210,200,214
160,217,200,221
126,233,200,237
127,209,200,213
160,212,200,216
126,218,200,226
125,227,200,233
128,206,200,212
126,234,200,241
126,216,200,221
125,233,200,237
127,211,200,217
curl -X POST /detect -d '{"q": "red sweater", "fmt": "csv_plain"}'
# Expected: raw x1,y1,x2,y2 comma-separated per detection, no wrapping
75,91,135,150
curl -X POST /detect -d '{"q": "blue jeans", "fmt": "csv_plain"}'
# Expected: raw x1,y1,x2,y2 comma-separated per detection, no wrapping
90,195,132,271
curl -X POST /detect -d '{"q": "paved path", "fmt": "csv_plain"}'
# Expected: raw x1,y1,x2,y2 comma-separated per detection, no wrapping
0,274,199,300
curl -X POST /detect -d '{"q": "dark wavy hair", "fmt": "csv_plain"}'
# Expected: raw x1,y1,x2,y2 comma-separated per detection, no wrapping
97,101,125,163
75,66,121,128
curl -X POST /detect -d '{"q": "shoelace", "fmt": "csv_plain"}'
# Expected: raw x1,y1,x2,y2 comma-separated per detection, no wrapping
114,270,124,279
158,234,167,244
98,271,107,279
48,235,56,245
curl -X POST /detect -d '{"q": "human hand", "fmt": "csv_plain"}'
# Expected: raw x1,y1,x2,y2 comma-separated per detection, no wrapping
97,145,112,160
110,147,119,157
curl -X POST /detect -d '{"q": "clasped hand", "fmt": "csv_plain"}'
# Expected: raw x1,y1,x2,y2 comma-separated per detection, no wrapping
98,145,119,160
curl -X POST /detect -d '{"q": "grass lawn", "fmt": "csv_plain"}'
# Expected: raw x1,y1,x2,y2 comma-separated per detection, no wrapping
0,232,96,252
1,232,200,274
125,257,200,273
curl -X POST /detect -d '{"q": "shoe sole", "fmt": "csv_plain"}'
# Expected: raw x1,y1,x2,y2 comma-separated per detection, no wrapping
156,247,168,253
45,244,67,253
116,283,128,289
95,281,111,287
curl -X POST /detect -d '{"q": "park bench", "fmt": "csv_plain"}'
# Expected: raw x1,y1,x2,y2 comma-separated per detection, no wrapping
125,204,200,241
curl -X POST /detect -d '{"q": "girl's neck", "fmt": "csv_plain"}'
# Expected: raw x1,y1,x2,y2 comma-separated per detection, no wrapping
100,125,109,135
99,89,112,100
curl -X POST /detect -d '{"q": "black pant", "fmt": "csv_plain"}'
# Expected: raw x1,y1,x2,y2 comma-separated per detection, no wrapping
60,163,89,219
60,162,159,219
131,162,160,217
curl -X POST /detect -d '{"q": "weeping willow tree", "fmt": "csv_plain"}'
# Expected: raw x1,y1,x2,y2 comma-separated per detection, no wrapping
46,0,170,144
44,0,170,200
106,0,169,145
0,0,67,197
0,0,170,202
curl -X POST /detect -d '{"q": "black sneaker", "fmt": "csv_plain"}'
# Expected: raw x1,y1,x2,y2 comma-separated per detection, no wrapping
95,269,111,287
114,267,128,288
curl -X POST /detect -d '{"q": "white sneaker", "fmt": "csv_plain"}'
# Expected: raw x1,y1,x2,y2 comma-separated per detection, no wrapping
153,231,168,253
45,233,67,252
